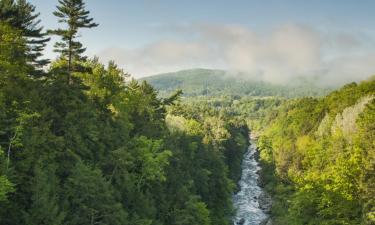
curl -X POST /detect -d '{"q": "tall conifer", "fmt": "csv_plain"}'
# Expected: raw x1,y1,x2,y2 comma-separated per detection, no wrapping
0,0,50,71
50,0,98,84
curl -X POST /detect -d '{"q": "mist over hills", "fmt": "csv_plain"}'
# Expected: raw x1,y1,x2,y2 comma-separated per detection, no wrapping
141,68,334,98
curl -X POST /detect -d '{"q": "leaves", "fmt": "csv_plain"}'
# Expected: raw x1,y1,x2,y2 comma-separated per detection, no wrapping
257,79,375,224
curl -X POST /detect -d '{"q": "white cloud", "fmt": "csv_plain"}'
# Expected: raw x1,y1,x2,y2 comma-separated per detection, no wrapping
97,23,375,85
99,40,219,76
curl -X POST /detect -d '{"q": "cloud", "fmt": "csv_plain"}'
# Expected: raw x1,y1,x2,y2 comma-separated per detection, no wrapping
97,23,375,86
99,40,219,76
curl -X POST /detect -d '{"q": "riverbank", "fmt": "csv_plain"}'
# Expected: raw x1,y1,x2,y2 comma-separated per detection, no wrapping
255,136,294,225
253,139,273,225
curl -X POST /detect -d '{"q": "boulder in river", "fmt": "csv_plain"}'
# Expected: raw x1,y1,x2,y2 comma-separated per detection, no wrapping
237,218,245,225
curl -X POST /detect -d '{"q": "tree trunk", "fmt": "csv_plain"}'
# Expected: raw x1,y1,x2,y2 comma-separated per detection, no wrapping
6,132,17,173
68,36,72,85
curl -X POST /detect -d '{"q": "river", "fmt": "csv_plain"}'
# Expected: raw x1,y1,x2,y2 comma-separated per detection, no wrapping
232,140,269,225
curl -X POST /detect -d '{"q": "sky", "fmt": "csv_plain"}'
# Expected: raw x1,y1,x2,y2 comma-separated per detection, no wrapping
29,0,375,85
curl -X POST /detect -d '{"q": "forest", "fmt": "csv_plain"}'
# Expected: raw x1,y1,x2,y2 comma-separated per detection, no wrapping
0,0,249,224
1,0,374,225
257,80,375,224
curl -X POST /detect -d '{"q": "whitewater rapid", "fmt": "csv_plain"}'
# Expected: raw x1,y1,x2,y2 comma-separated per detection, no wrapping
233,141,268,225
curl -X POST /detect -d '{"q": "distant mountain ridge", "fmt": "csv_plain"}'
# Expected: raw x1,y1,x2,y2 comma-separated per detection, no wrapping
140,68,333,98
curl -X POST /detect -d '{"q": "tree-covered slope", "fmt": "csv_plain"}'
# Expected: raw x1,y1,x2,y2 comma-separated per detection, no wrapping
158,78,375,224
141,68,333,98
257,78,375,224
0,2,249,225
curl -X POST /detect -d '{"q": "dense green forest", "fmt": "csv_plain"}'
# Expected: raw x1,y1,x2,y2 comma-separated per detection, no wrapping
141,69,333,98
0,1,249,224
256,80,375,224
1,1,374,225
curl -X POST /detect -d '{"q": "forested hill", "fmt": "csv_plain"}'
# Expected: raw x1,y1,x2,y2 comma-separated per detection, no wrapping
256,78,375,224
141,68,333,98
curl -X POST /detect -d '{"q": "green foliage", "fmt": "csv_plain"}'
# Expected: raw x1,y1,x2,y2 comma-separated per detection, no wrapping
0,22,28,74
24,162,65,225
50,0,98,80
174,196,211,225
257,79,375,224
63,162,127,225
0,150,14,202
0,3,248,224
0,175,13,201
0,0,50,68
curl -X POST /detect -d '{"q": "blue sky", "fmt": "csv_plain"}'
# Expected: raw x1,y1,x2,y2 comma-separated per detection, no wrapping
29,0,375,83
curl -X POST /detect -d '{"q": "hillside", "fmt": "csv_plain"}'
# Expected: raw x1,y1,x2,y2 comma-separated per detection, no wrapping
141,68,333,98
257,78,375,224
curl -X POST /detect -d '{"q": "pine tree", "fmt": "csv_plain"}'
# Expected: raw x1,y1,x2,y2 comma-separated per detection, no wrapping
0,150,14,202
50,0,98,84
0,0,50,70
24,163,65,225
63,162,127,225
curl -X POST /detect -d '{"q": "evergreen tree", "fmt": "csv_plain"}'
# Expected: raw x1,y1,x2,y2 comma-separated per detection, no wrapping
174,196,211,225
0,150,14,202
50,0,98,84
0,21,27,73
0,0,50,70
63,162,127,225
24,163,65,225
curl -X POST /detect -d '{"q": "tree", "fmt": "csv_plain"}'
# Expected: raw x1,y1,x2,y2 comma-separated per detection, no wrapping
0,22,28,76
0,0,50,70
24,162,65,225
50,0,98,83
63,162,127,225
174,196,211,225
0,150,14,202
